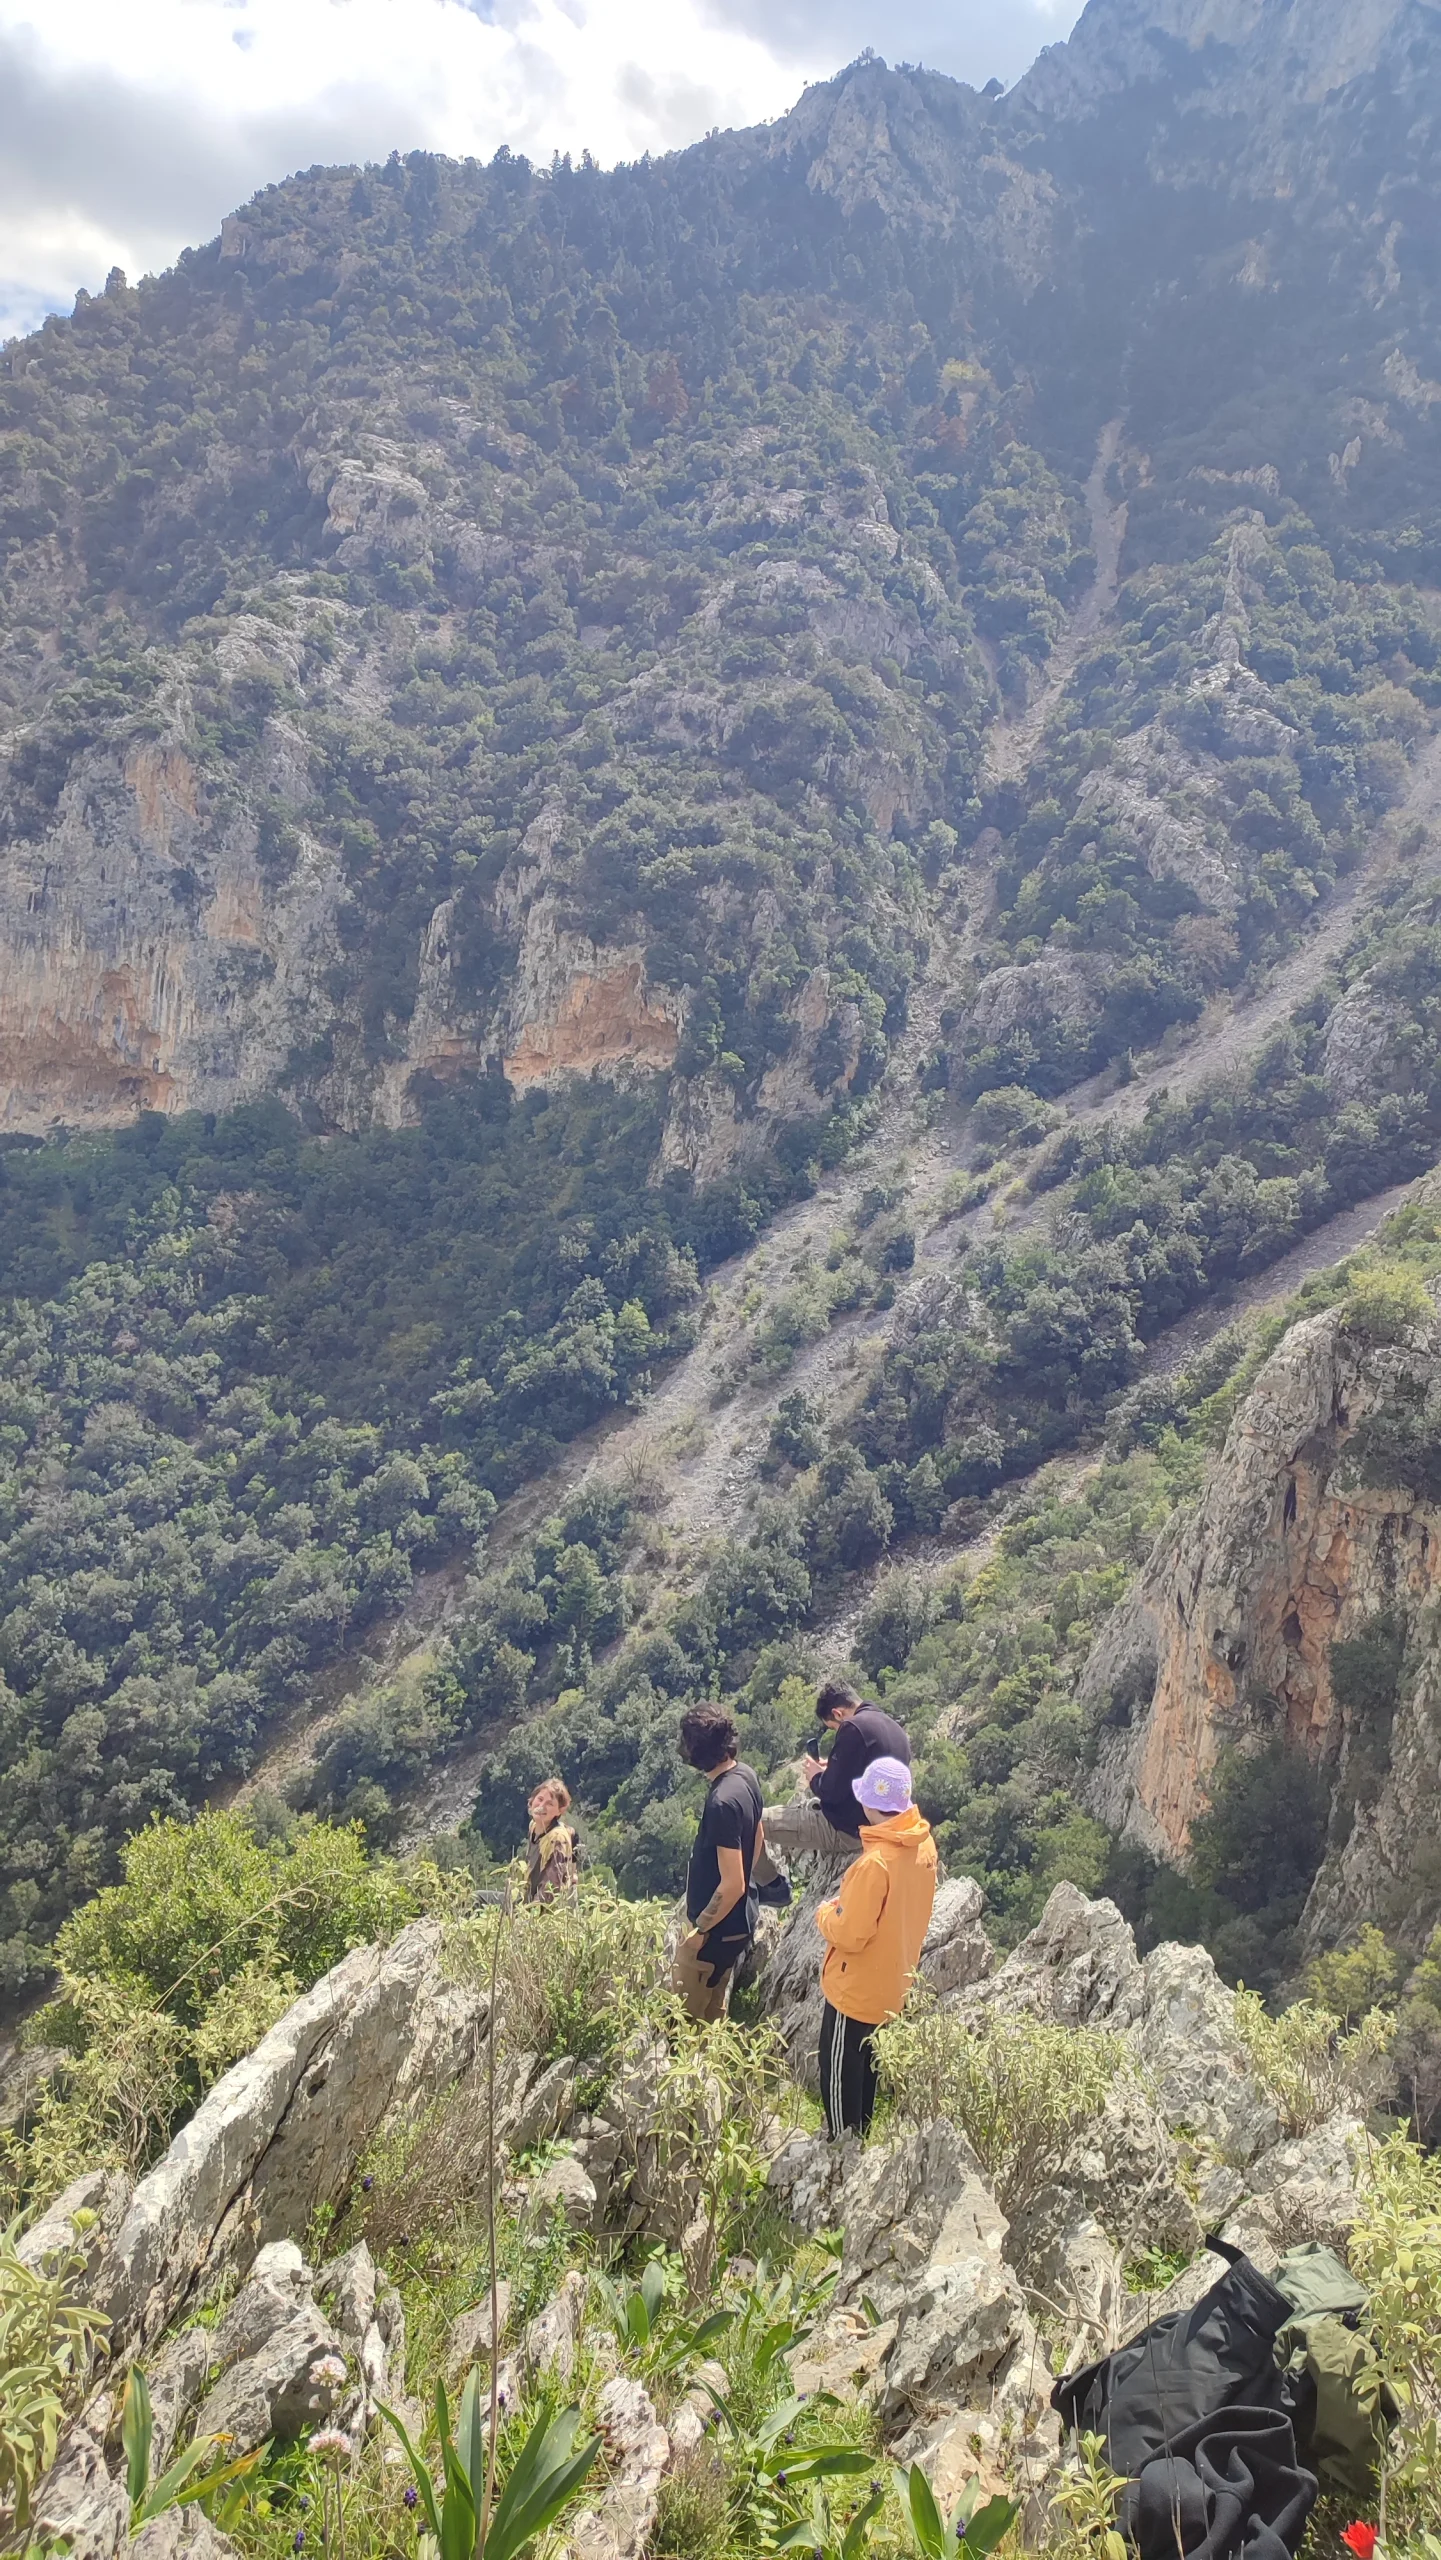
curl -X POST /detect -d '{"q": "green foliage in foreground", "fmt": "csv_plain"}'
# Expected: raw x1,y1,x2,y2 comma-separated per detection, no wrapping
1348,2134,1441,2540
874,2003,1128,2219
379,2377,599,2560
123,2363,265,2533
10,1868,1441,2557
0,1810,450,2215
0,2218,108,2537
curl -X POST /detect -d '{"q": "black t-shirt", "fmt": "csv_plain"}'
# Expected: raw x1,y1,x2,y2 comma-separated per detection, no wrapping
686,1761,762,1940
811,1705,911,1836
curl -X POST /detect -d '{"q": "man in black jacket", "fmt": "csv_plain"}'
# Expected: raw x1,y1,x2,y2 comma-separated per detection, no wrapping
758,1680,912,1868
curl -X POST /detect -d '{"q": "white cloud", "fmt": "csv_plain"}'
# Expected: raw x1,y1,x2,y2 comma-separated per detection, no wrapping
0,0,1082,342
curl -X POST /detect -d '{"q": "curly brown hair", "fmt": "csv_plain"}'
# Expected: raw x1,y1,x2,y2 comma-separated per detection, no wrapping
678,1704,739,1772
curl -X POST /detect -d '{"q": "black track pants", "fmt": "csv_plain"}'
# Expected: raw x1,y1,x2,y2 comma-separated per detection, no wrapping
819,1999,879,2139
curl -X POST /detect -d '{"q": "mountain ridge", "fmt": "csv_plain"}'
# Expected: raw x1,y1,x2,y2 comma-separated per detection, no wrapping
3,0,1441,1995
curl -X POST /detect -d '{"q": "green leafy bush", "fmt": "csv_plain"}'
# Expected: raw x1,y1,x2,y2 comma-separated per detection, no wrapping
3,1810,448,2212
874,2002,1128,2216
1349,2133,1441,2536
0,2219,107,2537
479,1887,671,2070
1340,1260,1435,1347
1232,1989,1395,2138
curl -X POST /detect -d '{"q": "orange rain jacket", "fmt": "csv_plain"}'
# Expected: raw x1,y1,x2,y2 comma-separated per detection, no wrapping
815,1803,938,2025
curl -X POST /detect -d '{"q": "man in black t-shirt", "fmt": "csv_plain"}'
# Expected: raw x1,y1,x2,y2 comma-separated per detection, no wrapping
758,1680,912,1872
672,1703,763,2023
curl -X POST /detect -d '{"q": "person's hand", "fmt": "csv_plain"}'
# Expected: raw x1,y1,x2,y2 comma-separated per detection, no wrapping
683,1928,704,1952
802,1753,823,1781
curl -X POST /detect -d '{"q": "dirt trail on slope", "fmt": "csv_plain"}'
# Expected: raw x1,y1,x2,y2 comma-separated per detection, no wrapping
984,418,1127,789
1066,729,1441,1135
480,426,1141,1569
1140,1175,1426,1377
418,469,1441,1604
934,727,1441,1269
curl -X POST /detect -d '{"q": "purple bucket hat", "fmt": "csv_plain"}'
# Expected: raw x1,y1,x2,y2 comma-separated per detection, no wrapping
853,1755,913,1815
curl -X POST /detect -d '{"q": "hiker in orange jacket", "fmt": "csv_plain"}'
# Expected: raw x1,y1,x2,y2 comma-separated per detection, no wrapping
814,1755,936,2138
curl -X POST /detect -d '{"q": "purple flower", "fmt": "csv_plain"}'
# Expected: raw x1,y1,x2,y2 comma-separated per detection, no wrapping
362,2176,375,2192
403,2488,419,2512
293,2531,306,2550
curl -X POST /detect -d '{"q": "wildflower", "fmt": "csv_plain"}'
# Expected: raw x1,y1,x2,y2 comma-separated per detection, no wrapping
310,2355,348,2386
362,2176,375,2192
299,2497,312,2512
293,2532,306,2550
1341,2531,1378,2560
403,2488,420,2511
309,2429,354,2465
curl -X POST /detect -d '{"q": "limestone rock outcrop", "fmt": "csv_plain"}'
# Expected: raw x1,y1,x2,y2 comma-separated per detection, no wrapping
563,2377,670,2560
85,1918,485,2354
1078,1306,1441,1897
769,2118,1059,2486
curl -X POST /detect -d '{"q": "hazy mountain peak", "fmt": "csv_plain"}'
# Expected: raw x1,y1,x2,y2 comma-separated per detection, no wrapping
1018,0,1430,116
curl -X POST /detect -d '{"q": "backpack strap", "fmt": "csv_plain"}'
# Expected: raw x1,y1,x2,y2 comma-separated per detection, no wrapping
1204,2231,1247,2268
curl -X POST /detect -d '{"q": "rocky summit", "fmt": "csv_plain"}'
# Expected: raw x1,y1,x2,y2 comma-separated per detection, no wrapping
4,0,1441,2317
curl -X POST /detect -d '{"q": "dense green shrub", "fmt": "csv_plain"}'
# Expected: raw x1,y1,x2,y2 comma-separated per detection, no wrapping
1,1809,448,2212
875,2002,1128,2216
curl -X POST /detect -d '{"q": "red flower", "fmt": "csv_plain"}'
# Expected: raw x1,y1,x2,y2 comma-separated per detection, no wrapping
1341,2526,1378,2560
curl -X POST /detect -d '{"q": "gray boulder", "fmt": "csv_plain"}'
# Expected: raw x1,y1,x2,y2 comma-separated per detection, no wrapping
30,2411,130,2560
1223,2111,1367,2262
443,2280,512,2385
747,1857,852,2084
666,2359,729,2459
32,2414,243,2560
1027,2213,1124,2367
521,2269,588,2381
139,2324,217,2473
1023,2071,1202,2275
965,1883,1143,2029
829,2120,1032,2425
1133,1941,1281,2163
16,2167,133,2283
191,2244,345,2453
501,2054,579,2153
191,2308,346,2453
919,1877,995,1999
87,1919,486,2353
765,2127,855,2235
317,2239,407,2432
531,2154,599,2231
564,2376,669,2560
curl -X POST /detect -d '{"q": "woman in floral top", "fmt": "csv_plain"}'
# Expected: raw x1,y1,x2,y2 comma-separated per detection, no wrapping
524,1777,578,1903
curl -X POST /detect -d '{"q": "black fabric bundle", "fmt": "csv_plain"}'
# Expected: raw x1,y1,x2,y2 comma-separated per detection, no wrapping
1052,2239,1318,2560
1130,2406,1317,2560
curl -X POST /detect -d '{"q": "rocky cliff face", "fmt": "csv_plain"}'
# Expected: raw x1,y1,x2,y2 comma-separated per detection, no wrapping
1081,1291,1441,1947
0,729,347,1129
3,0,1438,1150
1020,0,1425,123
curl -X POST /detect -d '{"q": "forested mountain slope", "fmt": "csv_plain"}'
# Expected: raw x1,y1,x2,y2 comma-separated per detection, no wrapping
4,0,1441,1996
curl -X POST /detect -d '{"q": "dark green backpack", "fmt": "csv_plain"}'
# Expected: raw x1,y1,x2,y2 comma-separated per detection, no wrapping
1273,2242,1397,2503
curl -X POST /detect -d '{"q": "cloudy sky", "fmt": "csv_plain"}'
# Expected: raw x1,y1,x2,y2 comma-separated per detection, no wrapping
0,0,1082,343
